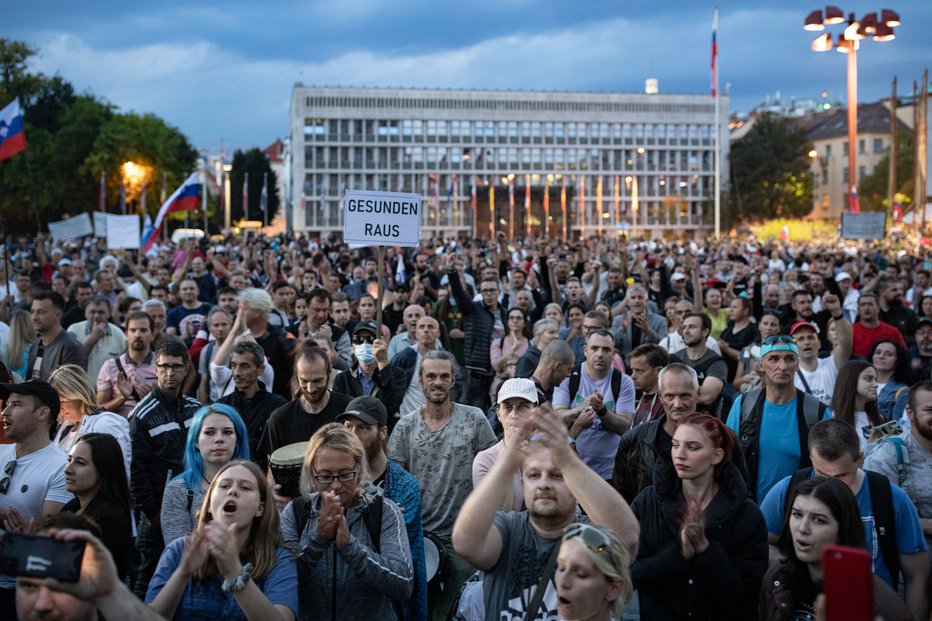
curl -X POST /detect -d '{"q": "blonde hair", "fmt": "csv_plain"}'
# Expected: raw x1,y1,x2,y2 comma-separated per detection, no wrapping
48,364,97,419
194,460,280,581
562,523,633,615
300,423,370,499
5,310,33,369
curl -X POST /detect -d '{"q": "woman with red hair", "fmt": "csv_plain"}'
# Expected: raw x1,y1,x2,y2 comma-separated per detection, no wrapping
630,413,768,620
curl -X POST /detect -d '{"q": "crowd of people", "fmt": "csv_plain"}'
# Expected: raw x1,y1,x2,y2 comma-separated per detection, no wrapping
0,227,931,621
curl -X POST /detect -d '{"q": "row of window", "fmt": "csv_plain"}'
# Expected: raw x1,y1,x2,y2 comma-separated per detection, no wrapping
303,118,714,141
816,137,886,159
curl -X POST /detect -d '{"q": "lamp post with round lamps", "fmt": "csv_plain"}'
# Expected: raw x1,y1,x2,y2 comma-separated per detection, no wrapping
803,6,900,213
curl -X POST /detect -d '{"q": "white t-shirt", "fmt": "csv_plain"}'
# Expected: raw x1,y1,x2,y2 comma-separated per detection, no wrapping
208,361,275,401
794,356,838,407
853,411,872,450
0,442,72,588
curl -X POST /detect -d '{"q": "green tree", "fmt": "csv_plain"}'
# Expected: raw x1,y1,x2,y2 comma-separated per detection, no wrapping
857,128,914,212
230,148,280,223
729,113,814,222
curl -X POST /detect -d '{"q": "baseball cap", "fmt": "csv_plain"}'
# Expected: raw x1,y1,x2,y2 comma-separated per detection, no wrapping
789,321,820,335
670,273,687,282
338,396,387,427
497,378,539,405
918,317,932,329
353,320,379,336
57,258,72,266
0,380,61,420
759,335,799,358
835,271,852,282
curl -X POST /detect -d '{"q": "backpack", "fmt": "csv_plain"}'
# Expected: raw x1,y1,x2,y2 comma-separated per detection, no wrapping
678,351,732,419
736,387,827,502
567,364,623,408
864,435,911,487
787,467,900,586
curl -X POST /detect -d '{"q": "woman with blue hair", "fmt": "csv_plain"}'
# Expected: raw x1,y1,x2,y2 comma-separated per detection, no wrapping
160,404,251,546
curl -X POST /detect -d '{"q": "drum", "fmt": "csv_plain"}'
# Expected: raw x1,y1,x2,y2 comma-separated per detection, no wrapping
270,441,307,499
422,530,449,587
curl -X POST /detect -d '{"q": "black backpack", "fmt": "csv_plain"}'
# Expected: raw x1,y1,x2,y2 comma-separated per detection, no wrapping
567,364,623,407
787,467,900,585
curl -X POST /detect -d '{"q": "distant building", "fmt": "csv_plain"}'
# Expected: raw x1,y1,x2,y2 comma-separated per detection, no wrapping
288,85,729,239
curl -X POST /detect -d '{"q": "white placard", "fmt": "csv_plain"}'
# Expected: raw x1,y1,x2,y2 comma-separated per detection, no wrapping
841,212,886,240
343,190,421,247
93,212,108,237
48,213,93,243
106,214,141,249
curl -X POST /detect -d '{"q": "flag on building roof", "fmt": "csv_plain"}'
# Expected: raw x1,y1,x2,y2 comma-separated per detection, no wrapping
711,9,718,98
142,172,200,252
0,98,26,161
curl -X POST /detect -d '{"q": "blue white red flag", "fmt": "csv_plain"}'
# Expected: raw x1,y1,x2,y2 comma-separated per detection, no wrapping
395,254,406,284
141,214,154,250
780,225,790,243
711,9,718,98
142,172,200,252
0,98,26,161
893,201,903,224
849,188,861,213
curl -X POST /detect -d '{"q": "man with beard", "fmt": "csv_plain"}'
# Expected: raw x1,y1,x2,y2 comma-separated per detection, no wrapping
670,313,727,415
877,276,920,347
61,281,94,329
412,251,441,297
128,340,200,597
852,293,906,357
909,318,932,380
96,311,158,417
387,350,496,621
68,295,126,385
452,405,638,621
0,379,71,616
553,329,635,481
613,363,700,503
340,396,428,621
305,287,351,366
218,340,287,465
865,379,932,556
257,344,352,467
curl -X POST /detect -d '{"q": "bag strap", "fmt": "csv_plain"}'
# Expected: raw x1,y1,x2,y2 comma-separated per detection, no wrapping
363,494,384,554
865,470,900,586
880,436,910,486
292,495,311,539
567,364,582,404
113,355,142,402
523,541,561,621
796,369,813,395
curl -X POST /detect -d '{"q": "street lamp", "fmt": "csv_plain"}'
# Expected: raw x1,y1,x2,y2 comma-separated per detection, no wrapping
804,6,900,213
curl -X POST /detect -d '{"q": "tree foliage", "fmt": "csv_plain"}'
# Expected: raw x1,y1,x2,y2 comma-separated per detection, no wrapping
230,148,280,223
729,113,814,222
0,38,196,234
857,128,914,212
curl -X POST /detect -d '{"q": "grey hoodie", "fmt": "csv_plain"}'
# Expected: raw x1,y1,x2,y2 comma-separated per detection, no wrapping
281,483,413,621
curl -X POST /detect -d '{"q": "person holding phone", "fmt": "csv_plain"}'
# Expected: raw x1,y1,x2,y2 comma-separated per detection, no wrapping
147,460,298,621
758,477,911,621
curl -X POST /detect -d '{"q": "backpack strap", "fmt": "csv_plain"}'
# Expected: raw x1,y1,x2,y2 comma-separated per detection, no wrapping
609,368,622,406
796,369,813,395
567,364,583,405
865,470,900,587
363,494,384,554
787,467,815,500
291,495,311,540
113,355,141,402
880,436,911,486
523,541,561,621
737,388,766,500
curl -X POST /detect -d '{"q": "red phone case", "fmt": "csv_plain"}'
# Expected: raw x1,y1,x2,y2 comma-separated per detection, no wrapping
822,544,873,621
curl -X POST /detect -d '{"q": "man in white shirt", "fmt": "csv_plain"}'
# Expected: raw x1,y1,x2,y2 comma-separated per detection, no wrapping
67,295,126,385
792,292,852,407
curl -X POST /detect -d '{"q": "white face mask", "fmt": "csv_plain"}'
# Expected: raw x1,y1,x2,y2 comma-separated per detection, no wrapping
354,343,376,365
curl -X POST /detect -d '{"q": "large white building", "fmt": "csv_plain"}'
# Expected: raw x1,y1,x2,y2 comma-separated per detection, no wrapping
288,85,729,239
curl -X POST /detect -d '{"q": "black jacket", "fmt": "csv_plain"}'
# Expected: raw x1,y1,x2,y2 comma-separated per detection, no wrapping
631,458,768,621
448,268,506,373
613,416,667,504
129,387,201,521
218,381,287,465
331,362,407,422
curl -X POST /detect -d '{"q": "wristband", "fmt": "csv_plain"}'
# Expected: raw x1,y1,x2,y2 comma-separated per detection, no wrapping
221,563,254,593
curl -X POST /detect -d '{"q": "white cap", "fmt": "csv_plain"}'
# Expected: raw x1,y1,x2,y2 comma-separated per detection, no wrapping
497,378,538,405
835,271,852,282
670,272,687,281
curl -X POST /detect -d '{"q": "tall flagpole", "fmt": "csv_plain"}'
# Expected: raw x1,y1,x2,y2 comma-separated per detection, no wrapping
713,6,721,239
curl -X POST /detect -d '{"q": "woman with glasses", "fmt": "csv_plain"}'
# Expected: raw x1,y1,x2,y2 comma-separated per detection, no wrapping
48,364,131,479
61,433,135,582
281,423,412,620
160,404,251,547
490,307,530,402
631,413,768,620
147,460,298,621
870,339,911,422
556,523,633,621
758,476,911,621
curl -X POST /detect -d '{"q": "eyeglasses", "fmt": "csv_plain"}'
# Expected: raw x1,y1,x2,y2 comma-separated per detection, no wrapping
312,470,357,485
480,288,499,294
156,363,186,372
582,324,602,333
353,335,376,345
563,523,623,571
761,335,796,346
0,460,17,494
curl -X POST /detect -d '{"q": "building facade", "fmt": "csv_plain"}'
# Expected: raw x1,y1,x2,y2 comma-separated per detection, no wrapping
289,86,729,239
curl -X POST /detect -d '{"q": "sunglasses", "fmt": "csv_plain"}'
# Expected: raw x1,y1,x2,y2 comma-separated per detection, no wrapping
761,335,796,346
563,523,623,570
0,460,17,494
353,335,376,345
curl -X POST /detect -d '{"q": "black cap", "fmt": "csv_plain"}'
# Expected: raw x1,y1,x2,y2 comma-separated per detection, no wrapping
353,320,379,337
0,380,61,420
337,396,387,427
919,317,932,329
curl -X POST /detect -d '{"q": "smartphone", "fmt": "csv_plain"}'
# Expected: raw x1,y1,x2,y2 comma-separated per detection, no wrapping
0,532,85,583
822,544,872,621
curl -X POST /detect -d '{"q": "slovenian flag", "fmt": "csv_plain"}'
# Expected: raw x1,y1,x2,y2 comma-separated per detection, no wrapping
893,201,903,224
711,9,718,98
780,225,790,243
142,172,201,252
0,98,26,161
849,188,861,213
